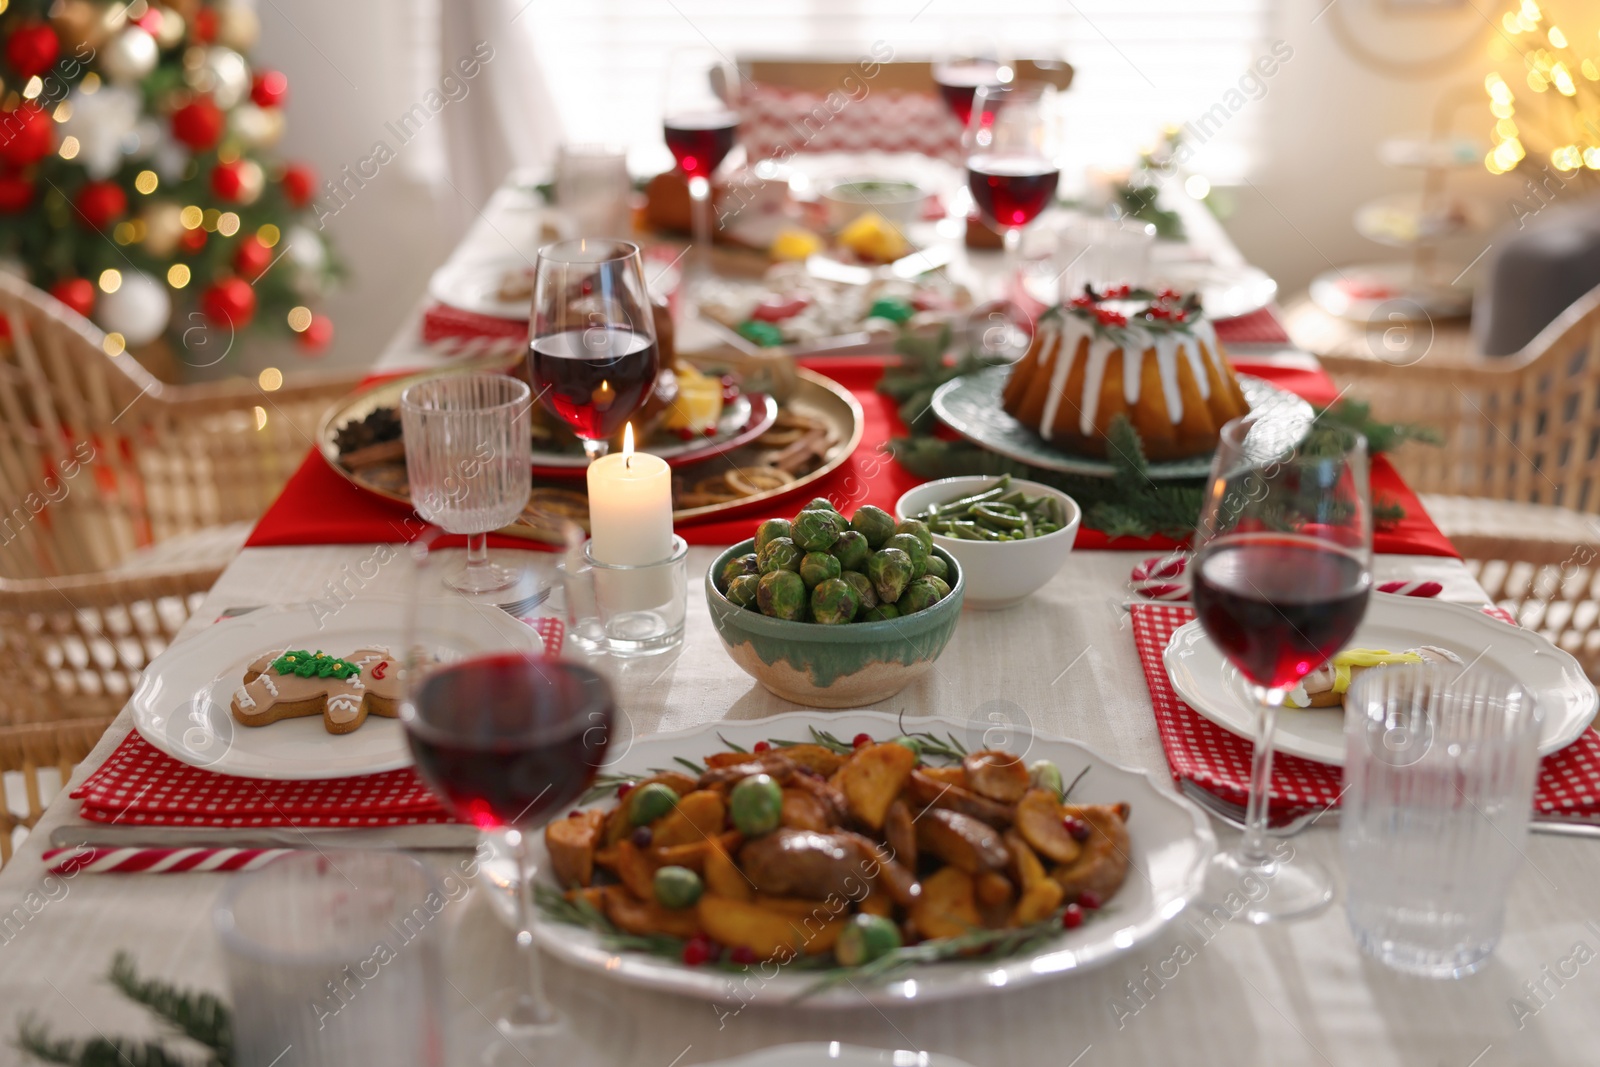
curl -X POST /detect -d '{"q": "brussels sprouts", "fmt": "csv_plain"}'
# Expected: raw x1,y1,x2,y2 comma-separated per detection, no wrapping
810,577,861,625
719,552,759,589
629,782,679,826
839,570,877,615
654,865,705,909
861,604,901,622
923,553,950,582
885,533,929,580
729,773,783,836
1029,759,1065,797
791,509,842,553
756,570,807,620
888,735,922,759
726,573,761,610
894,519,934,554
757,536,802,575
836,913,903,966
754,518,793,555
800,497,841,516
828,529,872,572
867,547,914,604
896,575,949,615
799,550,842,588
849,505,898,549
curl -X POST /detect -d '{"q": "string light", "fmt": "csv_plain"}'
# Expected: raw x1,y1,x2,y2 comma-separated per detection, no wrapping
1483,1,1600,180
286,306,312,332
256,224,280,247
167,264,191,288
134,170,158,194
258,368,283,391
58,136,79,160
217,212,240,236
180,205,203,229
98,269,122,293
103,333,125,356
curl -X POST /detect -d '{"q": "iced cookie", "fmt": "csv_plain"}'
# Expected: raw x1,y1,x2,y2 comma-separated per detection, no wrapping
231,647,404,734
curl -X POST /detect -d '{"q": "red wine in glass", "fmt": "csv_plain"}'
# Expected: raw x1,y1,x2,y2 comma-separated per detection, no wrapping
934,60,1006,126
406,655,613,830
1192,533,1372,690
528,325,659,442
663,111,739,180
966,155,1061,230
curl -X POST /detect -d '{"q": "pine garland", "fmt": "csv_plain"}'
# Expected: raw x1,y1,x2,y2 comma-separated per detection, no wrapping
16,953,230,1067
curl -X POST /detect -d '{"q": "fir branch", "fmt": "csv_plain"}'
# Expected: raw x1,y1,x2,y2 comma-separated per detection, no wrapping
107,953,231,1059
15,1022,207,1067
1313,399,1444,455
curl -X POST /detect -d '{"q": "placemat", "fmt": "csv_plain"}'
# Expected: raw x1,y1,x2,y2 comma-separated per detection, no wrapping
1130,602,1600,817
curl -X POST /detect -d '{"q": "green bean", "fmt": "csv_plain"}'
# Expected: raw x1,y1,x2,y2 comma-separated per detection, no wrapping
972,503,1027,530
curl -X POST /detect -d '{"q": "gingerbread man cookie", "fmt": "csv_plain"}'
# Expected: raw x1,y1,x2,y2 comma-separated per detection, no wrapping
230,648,406,735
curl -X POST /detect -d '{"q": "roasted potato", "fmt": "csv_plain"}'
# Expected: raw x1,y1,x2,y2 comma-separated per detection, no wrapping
704,838,754,901
963,750,1031,803
596,839,658,901
649,831,741,875
1003,829,1047,891
915,808,1010,874
837,742,916,830
651,789,727,848
1014,788,1084,865
780,787,832,831
883,798,917,869
697,895,842,957
772,743,847,778
602,885,703,939
603,771,699,846
1051,804,1132,905
910,867,983,940
917,765,967,787
908,770,1013,828
545,809,606,888
975,870,1015,908
1010,878,1065,926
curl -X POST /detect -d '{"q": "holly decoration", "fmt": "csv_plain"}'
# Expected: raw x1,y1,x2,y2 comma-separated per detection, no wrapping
0,0,339,364
1061,284,1205,342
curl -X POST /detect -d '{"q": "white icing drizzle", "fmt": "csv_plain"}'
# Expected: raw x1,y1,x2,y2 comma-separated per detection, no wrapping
1078,335,1117,436
1035,319,1067,438
327,693,362,723
259,674,279,697
233,686,256,710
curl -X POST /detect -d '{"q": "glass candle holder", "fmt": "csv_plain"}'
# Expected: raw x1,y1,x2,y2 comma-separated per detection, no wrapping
561,534,688,656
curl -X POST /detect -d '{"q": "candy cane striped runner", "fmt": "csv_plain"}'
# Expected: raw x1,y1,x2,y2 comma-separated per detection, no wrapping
1128,556,1445,603
44,846,292,876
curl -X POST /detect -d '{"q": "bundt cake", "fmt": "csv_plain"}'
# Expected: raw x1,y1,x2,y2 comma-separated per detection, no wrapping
1001,287,1250,461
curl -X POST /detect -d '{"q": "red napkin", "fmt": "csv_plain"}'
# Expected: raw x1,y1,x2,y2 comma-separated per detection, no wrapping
1213,307,1291,346
420,304,525,346
1130,601,1600,817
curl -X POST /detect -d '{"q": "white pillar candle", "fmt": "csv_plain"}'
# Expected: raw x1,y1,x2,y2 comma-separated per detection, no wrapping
586,424,674,564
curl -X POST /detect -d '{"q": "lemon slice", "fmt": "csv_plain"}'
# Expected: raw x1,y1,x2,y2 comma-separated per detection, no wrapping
664,366,725,433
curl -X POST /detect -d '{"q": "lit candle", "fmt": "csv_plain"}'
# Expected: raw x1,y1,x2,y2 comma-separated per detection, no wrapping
585,424,673,564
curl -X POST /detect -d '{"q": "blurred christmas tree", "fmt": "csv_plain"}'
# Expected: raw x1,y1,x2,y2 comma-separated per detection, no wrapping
0,0,338,366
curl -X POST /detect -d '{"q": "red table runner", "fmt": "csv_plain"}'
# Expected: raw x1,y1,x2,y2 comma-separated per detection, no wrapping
249,355,1456,556
1131,601,1600,817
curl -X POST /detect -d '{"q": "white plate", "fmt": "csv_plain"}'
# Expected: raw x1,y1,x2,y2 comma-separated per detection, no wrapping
130,598,546,780
428,256,533,320
1022,262,1278,322
530,710,1215,1008
1164,595,1600,767
701,1044,977,1067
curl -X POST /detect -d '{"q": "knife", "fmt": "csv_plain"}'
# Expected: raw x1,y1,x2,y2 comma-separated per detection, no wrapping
50,823,481,852
805,243,955,286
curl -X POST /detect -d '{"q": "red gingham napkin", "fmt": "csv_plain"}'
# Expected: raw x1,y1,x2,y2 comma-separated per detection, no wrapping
1212,307,1290,346
71,617,566,828
1130,602,1600,816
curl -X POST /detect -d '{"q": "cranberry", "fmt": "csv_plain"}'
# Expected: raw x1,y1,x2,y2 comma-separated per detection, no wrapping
753,741,771,753
852,732,873,748
1069,295,1096,309
675,428,696,441
1157,287,1181,302
730,945,757,965
1173,309,1188,323
1062,903,1085,929
1146,306,1169,321
1062,815,1091,842
568,810,583,819
630,826,653,848
1105,284,1132,299
616,781,635,798
1078,891,1103,910
703,426,717,436
682,936,714,966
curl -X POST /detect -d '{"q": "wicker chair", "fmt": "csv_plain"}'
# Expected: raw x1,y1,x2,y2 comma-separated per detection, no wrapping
1319,283,1600,677
0,716,113,867
0,272,363,725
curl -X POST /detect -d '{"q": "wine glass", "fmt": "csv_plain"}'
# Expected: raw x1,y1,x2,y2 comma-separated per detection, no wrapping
1190,415,1373,923
964,82,1063,285
400,373,535,599
662,47,741,263
529,238,660,462
932,39,1012,126
401,546,627,1066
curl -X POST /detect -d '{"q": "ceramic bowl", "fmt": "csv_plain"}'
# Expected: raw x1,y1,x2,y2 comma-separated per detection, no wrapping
895,477,1081,610
704,538,963,708
820,177,927,231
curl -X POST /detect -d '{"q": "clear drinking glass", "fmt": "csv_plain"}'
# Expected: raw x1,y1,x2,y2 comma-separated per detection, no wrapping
1190,415,1373,922
528,238,661,462
214,851,447,1067
561,532,688,656
400,373,534,598
663,47,741,266
554,142,633,239
1343,662,1543,977
964,82,1063,287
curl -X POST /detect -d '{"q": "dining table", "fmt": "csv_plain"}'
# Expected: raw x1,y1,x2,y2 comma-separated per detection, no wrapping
3,175,1598,1067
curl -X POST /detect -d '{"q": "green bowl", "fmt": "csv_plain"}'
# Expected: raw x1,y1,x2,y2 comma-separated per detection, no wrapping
705,538,964,708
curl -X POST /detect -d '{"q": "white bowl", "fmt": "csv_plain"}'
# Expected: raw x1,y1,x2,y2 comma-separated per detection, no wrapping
821,176,927,231
895,476,1081,610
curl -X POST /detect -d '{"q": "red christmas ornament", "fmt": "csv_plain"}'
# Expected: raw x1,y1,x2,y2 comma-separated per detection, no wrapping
6,22,60,80
201,278,256,329
297,314,333,353
233,235,273,280
50,278,95,318
0,104,53,168
251,70,288,109
180,227,207,254
280,162,315,208
75,181,128,230
191,7,218,43
0,172,33,212
171,98,225,151
211,160,246,201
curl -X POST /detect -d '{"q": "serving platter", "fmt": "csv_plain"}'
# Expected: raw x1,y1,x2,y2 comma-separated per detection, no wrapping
1163,595,1600,767
528,710,1215,1008
317,359,863,543
930,367,1312,480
